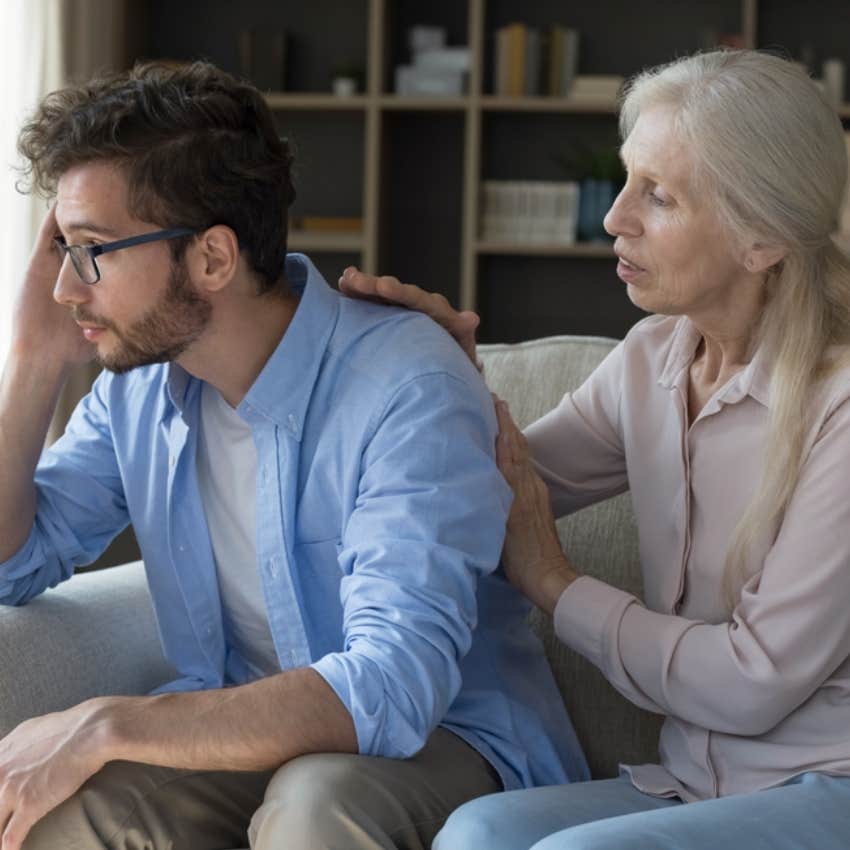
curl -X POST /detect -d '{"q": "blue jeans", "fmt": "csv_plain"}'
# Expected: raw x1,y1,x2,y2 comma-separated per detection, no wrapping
432,772,850,850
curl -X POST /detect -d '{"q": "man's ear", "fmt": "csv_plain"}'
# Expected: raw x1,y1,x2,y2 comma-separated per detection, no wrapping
187,225,240,293
743,241,786,275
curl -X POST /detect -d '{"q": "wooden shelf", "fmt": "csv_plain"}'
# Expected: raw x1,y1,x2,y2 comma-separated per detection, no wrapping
246,0,834,331
475,241,615,258
288,230,364,253
480,95,618,114
264,93,368,111
379,95,470,111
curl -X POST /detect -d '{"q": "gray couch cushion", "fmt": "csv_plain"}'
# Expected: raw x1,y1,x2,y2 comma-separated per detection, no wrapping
479,336,663,779
0,561,175,737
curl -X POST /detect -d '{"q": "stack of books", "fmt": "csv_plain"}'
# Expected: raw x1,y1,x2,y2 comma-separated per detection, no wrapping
480,180,580,244
493,23,579,97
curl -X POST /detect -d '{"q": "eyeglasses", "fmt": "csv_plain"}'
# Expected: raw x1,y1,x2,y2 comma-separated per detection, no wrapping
53,228,196,285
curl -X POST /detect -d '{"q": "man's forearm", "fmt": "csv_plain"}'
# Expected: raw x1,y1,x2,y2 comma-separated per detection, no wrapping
97,667,358,772
0,352,70,562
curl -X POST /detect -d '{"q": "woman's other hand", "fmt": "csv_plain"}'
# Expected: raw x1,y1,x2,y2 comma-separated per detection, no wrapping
338,266,480,365
495,397,579,614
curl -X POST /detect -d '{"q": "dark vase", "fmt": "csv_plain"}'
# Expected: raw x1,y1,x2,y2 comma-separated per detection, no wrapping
577,179,617,242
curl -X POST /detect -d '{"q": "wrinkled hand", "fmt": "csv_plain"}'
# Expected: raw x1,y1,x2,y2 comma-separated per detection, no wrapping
494,398,578,613
338,267,480,365
11,205,94,367
0,701,110,850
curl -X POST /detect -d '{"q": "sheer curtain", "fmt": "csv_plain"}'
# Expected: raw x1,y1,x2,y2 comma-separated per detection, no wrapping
0,0,63,368
0,2,131,445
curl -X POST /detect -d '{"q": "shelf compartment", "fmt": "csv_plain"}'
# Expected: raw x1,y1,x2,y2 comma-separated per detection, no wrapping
379,95,470,111
475,240,614,257
481,95,618,114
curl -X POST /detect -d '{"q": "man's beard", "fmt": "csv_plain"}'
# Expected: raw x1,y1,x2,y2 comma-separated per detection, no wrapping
74,261,212,375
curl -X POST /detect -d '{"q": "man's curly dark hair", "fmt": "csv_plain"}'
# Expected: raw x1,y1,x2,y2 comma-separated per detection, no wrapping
17,61,296,295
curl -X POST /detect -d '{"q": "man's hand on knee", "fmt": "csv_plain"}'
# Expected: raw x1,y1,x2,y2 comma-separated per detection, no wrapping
0,700,112,850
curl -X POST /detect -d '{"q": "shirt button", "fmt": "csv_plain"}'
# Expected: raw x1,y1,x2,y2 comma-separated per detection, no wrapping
170,456,176,468
287,413,298,435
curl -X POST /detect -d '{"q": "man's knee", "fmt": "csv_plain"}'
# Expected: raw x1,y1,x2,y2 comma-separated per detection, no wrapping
249,752,369,849
23,789,108,850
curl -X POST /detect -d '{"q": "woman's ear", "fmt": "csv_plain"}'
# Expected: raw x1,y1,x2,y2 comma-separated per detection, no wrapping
187,225,240,293
744,241,786,275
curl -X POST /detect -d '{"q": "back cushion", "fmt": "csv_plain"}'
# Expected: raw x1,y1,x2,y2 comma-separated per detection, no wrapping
479,336,663,779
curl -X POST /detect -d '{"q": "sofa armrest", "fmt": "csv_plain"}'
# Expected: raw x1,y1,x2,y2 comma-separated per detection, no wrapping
0,561,175,736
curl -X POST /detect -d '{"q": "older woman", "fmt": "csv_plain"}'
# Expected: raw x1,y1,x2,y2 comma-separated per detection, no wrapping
339,49,850,850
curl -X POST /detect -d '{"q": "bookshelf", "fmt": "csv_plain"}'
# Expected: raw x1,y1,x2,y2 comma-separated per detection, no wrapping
141,0,850,342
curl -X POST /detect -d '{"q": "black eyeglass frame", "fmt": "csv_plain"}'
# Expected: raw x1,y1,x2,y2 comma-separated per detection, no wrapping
53,227,197,285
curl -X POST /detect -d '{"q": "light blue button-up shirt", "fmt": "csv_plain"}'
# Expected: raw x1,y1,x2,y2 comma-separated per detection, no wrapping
0,255,589,789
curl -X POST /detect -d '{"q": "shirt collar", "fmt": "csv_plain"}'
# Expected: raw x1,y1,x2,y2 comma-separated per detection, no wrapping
163,253,339,438
238,253,339,439
657,316,771,408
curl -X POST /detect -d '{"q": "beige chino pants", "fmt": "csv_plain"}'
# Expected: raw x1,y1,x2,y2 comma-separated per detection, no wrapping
23,728,501,850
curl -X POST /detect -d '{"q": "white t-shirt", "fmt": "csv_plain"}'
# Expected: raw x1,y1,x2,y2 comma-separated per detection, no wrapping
196,382,280,678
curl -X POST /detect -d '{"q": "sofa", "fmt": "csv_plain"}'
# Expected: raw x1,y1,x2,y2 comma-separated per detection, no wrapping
0,334,663,781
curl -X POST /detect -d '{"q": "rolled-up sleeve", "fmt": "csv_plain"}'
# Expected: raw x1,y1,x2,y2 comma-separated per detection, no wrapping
0,372,129,606
311,371,511,758
525,341,629,518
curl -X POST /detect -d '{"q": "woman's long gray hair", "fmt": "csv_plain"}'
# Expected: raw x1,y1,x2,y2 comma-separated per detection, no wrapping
620,50,850,609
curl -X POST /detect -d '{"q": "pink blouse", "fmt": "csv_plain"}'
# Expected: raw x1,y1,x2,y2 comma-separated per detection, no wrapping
526,314,850,801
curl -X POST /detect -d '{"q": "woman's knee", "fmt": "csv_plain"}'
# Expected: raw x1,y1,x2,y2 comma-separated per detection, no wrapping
433,791,539,850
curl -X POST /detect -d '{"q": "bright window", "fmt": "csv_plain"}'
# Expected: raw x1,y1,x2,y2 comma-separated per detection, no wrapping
0,0,62,368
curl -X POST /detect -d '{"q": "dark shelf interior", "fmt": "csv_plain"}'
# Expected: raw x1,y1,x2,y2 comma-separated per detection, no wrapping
276,111,365,220
145,0,369,92
378,111,465,308
478,256,647,343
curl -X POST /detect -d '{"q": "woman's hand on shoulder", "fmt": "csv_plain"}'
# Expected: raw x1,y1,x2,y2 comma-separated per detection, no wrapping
339,266,480,365
495,397,579,614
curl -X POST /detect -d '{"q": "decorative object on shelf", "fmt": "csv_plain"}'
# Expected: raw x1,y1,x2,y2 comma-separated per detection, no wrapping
237,29,288,91
395,26,469,96
577,179,617,242
480,181,579,245
331,62,364,97
823,58,846,109
409,25,446,54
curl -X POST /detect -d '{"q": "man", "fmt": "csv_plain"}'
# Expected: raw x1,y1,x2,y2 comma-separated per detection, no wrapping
0,62,588,850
